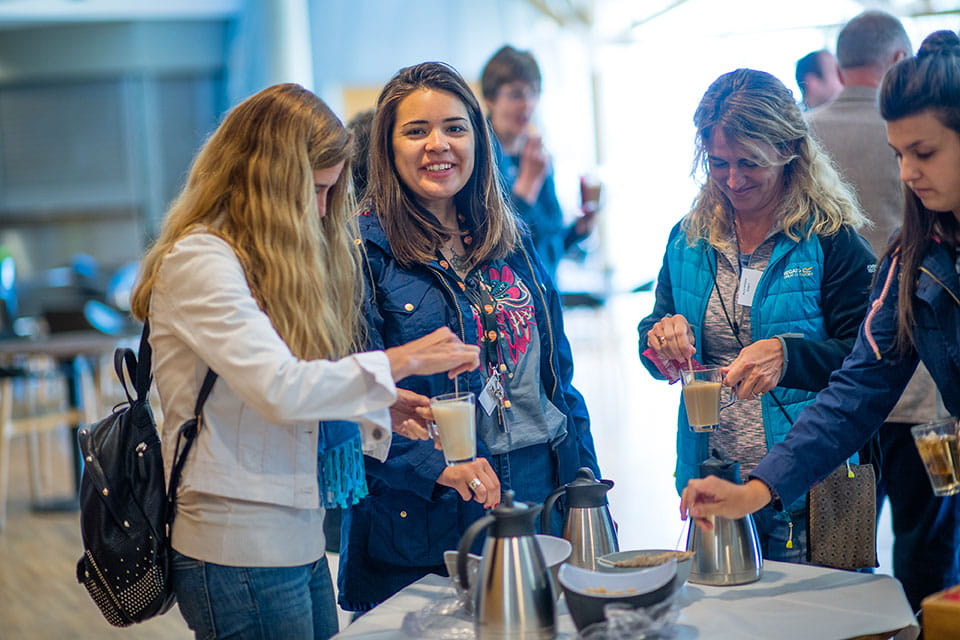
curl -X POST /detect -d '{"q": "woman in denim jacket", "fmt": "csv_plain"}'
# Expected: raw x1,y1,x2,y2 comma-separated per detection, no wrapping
338,62,601,612
682,30,960,608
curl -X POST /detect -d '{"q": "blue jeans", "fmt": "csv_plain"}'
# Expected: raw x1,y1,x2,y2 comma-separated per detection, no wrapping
752,504,809,564
171,550,339,640
489,442,565,536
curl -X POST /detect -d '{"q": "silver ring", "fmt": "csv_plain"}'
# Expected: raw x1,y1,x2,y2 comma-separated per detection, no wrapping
469,478,482,491
656,335,666,346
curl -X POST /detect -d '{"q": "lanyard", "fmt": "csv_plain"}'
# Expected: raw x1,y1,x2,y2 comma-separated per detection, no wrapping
443,261,512,429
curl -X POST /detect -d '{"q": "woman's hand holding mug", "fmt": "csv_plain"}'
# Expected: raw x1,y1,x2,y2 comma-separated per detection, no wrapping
438,458,501,509
722,338,784,400
389,388,438,442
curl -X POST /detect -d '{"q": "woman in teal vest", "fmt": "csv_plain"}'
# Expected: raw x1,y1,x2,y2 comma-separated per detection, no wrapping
682,30,960,608
637,69,875,562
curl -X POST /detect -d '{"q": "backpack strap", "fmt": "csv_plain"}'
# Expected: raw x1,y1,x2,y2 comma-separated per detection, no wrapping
192,368,218,418
111,322,151,407
134,322,153,403
112,348,137,406
165,367,218,530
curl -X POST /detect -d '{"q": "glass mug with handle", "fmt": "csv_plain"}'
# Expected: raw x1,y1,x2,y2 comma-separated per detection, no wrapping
680,367,736,433
430,391,477,465
911,417,960,497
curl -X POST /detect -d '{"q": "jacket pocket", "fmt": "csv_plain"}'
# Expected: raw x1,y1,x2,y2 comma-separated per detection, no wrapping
379,278,449,345
366,492,462,567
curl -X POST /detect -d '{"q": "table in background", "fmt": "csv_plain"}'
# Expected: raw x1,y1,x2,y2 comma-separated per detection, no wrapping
333,561,919,640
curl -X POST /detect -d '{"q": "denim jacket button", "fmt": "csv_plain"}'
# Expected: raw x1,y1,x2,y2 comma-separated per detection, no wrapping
404,303,414,311
399,510,408,518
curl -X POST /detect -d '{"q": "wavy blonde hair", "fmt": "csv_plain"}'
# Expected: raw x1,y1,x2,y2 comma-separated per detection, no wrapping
684,68,866,251
131,83,362,360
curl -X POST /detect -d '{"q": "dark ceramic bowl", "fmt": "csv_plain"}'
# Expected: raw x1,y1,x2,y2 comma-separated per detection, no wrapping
597,549,693,584
558,560,678,631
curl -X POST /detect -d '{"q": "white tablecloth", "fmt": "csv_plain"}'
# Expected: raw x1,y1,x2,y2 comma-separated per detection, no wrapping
333,561,919,640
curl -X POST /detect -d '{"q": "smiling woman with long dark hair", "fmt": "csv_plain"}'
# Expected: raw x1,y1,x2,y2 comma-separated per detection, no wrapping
338,61,601,612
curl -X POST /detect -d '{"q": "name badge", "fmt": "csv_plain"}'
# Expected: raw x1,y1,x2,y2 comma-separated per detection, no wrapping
737,268,763,307
479,372,500,416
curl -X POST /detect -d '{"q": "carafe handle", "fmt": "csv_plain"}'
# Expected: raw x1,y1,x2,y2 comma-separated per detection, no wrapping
540,485,565,534
457,513,494,591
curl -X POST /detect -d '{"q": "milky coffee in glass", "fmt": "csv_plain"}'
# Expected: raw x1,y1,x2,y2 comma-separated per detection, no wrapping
430,391,477,466
681,367,733,433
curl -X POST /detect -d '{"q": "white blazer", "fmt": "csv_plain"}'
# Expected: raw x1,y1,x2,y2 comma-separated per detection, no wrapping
149,232,394,565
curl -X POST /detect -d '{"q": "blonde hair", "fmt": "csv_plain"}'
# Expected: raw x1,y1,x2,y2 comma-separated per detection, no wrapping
684,68,867,251
131,83,362,360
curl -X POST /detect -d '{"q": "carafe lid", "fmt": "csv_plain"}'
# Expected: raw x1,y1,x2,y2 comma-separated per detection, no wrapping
489,490,541,537
564,467,614,508
698,447,741,484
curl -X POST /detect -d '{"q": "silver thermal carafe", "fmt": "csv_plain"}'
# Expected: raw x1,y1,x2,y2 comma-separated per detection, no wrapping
541,467,618,570
457,490,556,640
685,448,762,586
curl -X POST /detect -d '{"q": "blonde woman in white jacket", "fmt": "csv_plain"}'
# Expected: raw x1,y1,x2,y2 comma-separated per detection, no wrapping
130,83,478,640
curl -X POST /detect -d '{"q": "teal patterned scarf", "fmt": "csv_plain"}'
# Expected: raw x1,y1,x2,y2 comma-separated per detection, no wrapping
316,420,368,508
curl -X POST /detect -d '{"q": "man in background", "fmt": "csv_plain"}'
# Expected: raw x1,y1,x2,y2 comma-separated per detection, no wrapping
807,10,957,613
795,49,842,109
481,45,601,285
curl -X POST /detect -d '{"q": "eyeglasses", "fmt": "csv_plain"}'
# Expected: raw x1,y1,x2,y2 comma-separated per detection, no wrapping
498,86,540,102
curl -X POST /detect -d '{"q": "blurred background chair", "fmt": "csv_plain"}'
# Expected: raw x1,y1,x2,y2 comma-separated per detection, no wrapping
0,357,97,530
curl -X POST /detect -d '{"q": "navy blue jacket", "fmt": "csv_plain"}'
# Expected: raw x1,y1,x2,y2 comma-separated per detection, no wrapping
338,210,599,610
754,238,960,506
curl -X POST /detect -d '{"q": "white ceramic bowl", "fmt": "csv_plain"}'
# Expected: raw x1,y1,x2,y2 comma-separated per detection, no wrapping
535,534,573,583
443,550,479,587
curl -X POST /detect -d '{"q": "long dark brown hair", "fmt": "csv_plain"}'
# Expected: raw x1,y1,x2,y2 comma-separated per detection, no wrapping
879,30,960,353
367,61,519,269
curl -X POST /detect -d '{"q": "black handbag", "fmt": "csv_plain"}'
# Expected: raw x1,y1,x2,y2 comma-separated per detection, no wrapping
806,462,879,571
75,323,217,627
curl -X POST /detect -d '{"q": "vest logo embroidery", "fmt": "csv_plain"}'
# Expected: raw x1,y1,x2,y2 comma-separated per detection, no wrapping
782,266,814,279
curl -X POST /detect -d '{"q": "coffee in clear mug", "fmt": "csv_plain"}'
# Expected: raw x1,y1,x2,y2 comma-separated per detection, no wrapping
681,367,735,433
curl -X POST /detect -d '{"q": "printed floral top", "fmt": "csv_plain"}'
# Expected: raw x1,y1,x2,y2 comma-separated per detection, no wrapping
456,260,567,455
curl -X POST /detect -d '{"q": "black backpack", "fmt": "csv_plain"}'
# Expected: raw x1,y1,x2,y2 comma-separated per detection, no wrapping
75,323,216,627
